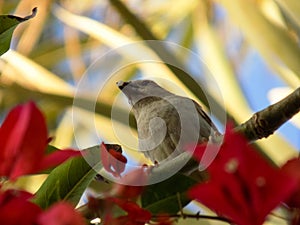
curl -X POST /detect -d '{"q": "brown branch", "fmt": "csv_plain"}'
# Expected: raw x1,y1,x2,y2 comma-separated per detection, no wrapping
152,212,231,223
236,87,300,141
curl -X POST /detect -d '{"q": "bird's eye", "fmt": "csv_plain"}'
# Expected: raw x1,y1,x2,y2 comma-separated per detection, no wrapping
141,80,150,86
142,80,148,86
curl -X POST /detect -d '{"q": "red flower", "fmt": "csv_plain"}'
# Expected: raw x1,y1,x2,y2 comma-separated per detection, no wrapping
0,189,85,225
104,197,151,225
88,167,150,224
37,202,85,225
281,158,300,208
188,126,297,225
112,167,149,200
0,190,42,225
0,102,81,180
155,214,173,225
101,142,127,177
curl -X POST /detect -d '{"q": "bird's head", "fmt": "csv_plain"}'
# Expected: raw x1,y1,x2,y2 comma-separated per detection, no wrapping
116,80,172,106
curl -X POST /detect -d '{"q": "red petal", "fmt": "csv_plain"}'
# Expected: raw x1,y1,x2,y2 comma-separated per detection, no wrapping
104,215,129,225
101,143,112,173
109,198,151,223
109,149,127,163
0,190,42,225
0,103,28,177
109,150,127,176
281,158,300,208
100,142,127,177
0,102,48,180
38,202,85,225
38,149,82,171
189,178,250,225
0,189,34,205
112,168,148,199
188,125,297,225
156,214,173,225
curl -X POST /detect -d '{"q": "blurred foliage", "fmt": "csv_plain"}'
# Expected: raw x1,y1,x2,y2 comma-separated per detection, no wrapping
0,1,299,219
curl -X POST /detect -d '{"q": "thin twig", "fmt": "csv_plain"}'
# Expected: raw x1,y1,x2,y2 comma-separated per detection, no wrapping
151,212,231,223
176,192,184,218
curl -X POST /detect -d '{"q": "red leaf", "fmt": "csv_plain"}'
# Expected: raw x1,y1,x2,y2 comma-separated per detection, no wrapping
281,158,300,208
101,142,127,177
112,167,148,199
188,125,297,225
37,202,85,225
0,102,48,179
106,198,151,225
156,214,173,225
38,149,81,171
0,189,33,204
0,189,85,225
0,190,42,225
0,102,81,180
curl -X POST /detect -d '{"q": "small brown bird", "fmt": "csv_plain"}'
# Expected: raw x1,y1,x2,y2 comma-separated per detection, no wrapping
117,80,220,165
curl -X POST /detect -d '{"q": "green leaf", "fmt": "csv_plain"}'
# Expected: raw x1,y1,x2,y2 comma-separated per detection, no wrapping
0,7,37,56
45,145,59,154
141,173,197,214
32,145,102,209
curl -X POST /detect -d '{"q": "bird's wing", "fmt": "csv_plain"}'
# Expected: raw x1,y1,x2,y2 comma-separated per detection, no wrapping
192,100,221,136
137,96,220,162
166,96,220,145
166,96,214,148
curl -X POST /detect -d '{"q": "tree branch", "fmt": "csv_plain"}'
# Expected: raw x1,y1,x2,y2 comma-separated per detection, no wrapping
236,87,300,141
152,212,231,223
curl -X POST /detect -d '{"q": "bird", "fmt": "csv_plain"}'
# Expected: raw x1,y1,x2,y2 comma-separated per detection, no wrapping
116,80,220,166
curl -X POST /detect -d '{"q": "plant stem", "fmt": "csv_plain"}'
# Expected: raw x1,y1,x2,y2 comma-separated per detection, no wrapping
151,212,231,223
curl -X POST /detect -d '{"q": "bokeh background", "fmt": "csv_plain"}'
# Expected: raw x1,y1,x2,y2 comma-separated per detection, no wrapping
0,0,299,210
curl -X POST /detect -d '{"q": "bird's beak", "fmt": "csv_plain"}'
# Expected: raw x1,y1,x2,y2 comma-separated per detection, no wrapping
116,81,130,90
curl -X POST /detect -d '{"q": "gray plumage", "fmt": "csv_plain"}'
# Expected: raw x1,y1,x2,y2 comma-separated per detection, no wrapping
117,80,220,163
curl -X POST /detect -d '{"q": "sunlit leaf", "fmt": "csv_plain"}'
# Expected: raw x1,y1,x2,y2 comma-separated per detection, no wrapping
144,0,198,39
0,7,37,55
1,50,74,96
217,0,300,79
52,5,204,108
108,0,220,111
276,0,300,28
194,23,252,123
